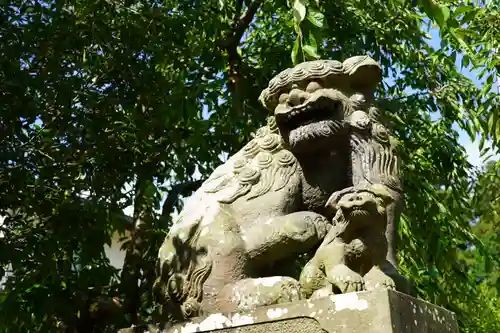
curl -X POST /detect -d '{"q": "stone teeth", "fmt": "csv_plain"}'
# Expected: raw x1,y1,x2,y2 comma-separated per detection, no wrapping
285,108,307,122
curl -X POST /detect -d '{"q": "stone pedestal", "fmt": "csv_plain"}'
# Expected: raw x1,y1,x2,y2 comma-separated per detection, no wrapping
165,290,458,333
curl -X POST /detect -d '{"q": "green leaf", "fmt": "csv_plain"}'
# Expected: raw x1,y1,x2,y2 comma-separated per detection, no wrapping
479,136,485,151
292,37,301,65
462,8,479,23
484,255,493,273
306,8,325,28
449,28,473,56
461,54,470,69
454,5,472,16
303,44,320,60
307,29,318,49
437,202,448,214
292,0,307,23
420,0,449,28
479,146,490,158
490,110,498,142
434,4,450,28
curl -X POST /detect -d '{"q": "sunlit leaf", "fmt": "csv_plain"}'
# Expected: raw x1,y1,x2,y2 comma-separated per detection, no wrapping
292,0,307,23
303,44,320,59
307,8,325,28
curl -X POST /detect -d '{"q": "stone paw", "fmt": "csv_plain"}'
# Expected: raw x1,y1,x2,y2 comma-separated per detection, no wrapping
364,267,396,291
310,285,333,300
365,278,396,291
327,264,365,293
332,275,365,293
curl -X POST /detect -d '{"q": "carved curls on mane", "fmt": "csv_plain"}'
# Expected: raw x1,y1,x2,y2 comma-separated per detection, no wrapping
202,117,299,204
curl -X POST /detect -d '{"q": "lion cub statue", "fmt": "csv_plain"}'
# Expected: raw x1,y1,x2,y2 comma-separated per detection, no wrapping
300,184,399,298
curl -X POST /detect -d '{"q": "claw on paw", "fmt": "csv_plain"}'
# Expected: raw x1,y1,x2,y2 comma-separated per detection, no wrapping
327,264,366,293
364,267,396,291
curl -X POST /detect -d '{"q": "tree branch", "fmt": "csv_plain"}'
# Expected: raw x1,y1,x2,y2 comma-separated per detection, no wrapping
120,177,149,326
234,0,263,45
382,84,451,103
219,0,264,105
383,91,430,103
220,0,263,49
234,0,244,23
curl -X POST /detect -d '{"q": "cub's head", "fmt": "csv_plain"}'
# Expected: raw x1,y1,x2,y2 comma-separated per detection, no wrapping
329,184,394,224
259,57,382,153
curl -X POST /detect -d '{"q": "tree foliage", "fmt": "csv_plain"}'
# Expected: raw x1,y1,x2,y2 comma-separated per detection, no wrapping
0,0,499,332
459,160,500,332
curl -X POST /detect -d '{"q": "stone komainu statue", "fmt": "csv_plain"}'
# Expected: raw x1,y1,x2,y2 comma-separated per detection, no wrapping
154,56,407,323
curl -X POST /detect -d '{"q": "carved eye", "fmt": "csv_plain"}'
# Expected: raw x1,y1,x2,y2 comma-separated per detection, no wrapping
278,93,289,104
305,81,323,93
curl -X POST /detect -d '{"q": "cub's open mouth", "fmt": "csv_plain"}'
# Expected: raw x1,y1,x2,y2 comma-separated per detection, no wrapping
348,207,370,217
275,100,342,130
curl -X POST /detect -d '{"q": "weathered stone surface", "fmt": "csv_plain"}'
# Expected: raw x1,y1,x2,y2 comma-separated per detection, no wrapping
164,290,458,333
153,56,408,322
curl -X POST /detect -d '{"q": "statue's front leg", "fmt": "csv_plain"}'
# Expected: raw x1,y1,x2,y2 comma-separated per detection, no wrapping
299,258,327,298
244,211,331,265
323,240,365,293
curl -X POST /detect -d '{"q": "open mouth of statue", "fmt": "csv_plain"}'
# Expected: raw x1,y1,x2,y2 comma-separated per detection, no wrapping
349,207,369,217
276,101,341,130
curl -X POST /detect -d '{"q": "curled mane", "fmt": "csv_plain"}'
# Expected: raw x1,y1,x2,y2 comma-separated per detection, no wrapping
201,116,298,204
